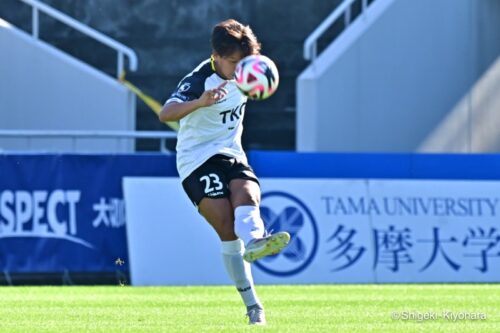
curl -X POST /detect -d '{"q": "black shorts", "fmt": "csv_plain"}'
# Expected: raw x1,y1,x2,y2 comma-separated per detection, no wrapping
182,154,259,206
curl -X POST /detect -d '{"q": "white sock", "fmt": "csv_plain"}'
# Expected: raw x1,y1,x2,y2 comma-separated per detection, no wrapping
234,205,265,246
221,239,262,308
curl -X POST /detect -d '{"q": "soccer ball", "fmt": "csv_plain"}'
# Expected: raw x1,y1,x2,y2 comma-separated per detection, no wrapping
234,54,279,100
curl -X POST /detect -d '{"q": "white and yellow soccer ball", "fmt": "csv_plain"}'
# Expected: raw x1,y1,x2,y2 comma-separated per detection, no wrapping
234,54,279,100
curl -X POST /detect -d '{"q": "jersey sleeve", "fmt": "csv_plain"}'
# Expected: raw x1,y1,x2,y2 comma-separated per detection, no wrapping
165,75,205,104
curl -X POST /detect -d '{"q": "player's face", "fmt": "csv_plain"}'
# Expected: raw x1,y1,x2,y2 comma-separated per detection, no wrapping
213,50,244,80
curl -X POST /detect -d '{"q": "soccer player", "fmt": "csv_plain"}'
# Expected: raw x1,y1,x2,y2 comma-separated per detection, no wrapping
159,19,290,326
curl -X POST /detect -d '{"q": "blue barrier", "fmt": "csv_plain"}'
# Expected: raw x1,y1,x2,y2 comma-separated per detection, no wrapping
1,151,500,275
248,151,500,180
0,154,177,273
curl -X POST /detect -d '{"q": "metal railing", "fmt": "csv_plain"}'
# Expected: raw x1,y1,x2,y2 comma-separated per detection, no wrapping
304,0,371,61
19,0,138,77
0,130,177,153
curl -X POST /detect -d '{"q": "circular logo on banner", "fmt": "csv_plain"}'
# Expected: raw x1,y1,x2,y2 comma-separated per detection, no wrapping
256,191,319,276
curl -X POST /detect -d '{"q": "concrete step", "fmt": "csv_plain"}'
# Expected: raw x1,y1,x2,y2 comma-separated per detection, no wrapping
0,0,345,153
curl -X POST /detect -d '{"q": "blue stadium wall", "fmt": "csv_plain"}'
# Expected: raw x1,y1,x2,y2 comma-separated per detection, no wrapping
1,152,500,284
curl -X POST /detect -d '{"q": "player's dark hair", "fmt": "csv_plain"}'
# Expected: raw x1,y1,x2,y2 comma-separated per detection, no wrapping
211,19,261,57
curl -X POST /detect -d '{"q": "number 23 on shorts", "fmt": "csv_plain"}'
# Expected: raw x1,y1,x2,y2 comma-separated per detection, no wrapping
199,173,224,194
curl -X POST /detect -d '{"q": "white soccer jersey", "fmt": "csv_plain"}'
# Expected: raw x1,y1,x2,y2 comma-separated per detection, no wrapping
166,59,248,181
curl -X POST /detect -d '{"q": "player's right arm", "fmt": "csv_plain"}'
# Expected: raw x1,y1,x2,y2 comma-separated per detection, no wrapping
159,99,203,122
159,81,228,122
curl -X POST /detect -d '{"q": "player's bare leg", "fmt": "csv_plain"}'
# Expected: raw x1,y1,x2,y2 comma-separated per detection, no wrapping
198,197,237,241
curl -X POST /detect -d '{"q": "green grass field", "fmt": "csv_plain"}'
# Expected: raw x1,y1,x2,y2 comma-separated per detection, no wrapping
0,285,498,332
